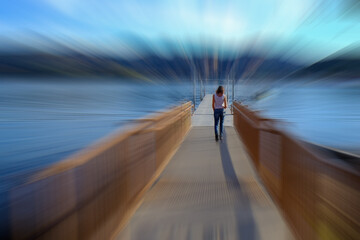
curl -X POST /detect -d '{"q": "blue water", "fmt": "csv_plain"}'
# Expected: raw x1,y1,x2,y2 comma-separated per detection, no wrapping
1,78,359,194
238,81,360,155
0,79,200,191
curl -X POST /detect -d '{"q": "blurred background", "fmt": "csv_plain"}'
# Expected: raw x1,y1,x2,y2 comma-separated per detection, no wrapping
0,0,359,237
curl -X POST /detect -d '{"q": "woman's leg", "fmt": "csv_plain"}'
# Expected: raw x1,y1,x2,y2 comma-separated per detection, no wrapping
214,109,220,139
219,109,225,138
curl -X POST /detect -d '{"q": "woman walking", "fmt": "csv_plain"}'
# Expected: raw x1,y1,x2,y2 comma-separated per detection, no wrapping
212,86,227,141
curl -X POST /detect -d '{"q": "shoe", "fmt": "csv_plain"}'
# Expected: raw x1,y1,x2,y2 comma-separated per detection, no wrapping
220,135,223,140
215,134,219,141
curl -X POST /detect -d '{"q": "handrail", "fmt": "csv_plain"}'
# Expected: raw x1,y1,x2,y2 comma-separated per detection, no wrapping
8,102,193,240
233,100,360,240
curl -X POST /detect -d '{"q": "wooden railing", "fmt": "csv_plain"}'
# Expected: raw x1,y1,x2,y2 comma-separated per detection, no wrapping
233,101,360,240
9,102,193,240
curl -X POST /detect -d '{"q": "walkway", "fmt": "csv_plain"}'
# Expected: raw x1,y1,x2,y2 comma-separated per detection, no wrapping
116,95,293,240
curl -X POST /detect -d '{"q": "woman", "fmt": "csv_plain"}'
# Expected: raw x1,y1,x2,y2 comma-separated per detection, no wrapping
212,86,227,141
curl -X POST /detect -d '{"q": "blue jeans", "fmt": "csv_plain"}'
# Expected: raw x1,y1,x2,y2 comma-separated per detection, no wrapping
214,108,225,136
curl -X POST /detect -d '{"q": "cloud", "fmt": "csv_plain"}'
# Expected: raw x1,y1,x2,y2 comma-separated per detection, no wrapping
41,0,83,15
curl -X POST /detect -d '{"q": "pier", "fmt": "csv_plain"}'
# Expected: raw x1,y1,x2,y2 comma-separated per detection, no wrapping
7,95,360,240
117,94,292,239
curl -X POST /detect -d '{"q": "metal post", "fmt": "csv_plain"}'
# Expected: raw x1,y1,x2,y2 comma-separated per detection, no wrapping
192,64,196,107
199,78,202,101
226,75,229,99
232,78,235,104
203,78,207,97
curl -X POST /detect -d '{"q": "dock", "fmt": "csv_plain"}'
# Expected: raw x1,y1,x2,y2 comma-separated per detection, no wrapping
116,94,293,239
8,94,359,240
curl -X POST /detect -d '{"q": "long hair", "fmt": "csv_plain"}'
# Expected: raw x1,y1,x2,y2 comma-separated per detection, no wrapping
216,86,224,95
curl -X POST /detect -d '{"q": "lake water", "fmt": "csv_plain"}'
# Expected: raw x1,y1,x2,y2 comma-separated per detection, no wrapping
0,78,359,194
0,80,199,185
238,81,360,155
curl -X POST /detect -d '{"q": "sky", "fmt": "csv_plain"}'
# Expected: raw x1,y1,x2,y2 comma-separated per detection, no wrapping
0,0,359,63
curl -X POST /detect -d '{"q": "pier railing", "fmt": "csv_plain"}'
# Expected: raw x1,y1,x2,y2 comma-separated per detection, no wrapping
9,102,193,240
233,101,360,240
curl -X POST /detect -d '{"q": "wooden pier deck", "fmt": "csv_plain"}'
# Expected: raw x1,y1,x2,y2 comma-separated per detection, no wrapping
116,94,293,240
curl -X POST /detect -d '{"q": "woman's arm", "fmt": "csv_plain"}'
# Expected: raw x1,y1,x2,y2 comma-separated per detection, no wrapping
212,94,215,110
224,96,227,109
